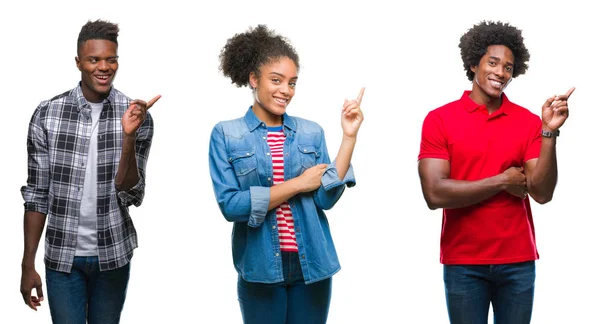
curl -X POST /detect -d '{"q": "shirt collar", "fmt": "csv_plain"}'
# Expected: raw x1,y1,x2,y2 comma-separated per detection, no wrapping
460,90,514,116
75,82,116,111
243,106,296,132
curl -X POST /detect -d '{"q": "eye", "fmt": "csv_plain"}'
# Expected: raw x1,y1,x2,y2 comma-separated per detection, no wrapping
89,58,97,63
488,61,496,66
505,66,513,72
108,58,118,64
271,78,281,84
289,82,296,88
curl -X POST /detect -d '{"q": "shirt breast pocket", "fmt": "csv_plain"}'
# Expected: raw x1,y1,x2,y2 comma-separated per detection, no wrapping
229,149,259,189
298,144,320,171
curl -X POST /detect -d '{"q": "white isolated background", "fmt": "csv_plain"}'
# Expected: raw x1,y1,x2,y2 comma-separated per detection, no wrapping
1,0,598,323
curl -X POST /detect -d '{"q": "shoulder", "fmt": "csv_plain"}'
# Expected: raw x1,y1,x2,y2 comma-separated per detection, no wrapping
288,115,324,135
212,116,248,138
33,88,77,120
509,102,541,122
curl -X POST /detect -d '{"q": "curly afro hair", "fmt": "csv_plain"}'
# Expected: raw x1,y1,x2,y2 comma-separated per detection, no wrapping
459,21,530,81
219,25,299,88
77,20,119,55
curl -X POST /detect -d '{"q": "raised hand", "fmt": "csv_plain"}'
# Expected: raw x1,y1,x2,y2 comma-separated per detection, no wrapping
122,95,161,136
341,88,365,138
542,87,574,132
503,166,528,199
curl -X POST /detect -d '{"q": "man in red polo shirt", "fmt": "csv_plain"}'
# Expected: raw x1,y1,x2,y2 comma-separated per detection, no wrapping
418,21,574,324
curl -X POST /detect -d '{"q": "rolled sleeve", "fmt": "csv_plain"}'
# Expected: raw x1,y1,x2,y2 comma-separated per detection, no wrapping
313,130,356,210
209,124,269,227
248,186,270,227
117,113,153,208
21,106,49,214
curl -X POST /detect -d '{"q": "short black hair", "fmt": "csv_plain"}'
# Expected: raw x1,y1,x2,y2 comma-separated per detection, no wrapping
219,25,300,88
459,21,530,81
77,20,119,55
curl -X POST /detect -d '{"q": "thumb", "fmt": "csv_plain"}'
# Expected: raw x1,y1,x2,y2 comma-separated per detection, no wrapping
36,286,44,301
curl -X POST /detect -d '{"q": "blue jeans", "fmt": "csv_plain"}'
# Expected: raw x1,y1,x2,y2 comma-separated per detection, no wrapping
45,256,130,324
444,261,536,324
237,252,332,324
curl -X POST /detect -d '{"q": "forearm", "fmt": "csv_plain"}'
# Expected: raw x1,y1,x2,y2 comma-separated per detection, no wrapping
335,135,356,180
528,137,558,203
114,134,139,191
21,211,46,269
269,178,302,210
424,175,506,210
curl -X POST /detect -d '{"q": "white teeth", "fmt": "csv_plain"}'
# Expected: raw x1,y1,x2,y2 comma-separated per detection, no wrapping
275,98,287,103
490,80,502,88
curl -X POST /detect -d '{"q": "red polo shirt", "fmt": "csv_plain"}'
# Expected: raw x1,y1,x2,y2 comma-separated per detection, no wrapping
419,91,542,265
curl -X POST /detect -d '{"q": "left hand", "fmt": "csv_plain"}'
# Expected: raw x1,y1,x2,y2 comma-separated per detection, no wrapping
541,87,574,132
122,95,161,136
341,87,365,138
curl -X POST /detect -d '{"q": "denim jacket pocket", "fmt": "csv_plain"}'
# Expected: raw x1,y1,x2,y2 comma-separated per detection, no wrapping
298,144,320,170
229,149,259,189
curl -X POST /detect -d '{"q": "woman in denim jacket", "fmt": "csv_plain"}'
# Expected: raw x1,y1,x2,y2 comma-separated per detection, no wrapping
209,25,364,324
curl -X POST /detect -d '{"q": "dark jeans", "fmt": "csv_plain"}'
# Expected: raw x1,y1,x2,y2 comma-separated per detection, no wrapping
237,252,332,324
46,256,130,324
444,261,536,324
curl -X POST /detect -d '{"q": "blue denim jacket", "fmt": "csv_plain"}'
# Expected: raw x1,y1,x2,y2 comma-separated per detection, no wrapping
209,108,356,284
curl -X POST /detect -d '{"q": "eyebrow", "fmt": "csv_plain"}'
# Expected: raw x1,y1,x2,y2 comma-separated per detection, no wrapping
86,55,119,59
489,56,513,65
269,72,298,79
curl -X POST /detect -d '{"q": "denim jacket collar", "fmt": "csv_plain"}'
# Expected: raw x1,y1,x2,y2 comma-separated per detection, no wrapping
244,106,297,133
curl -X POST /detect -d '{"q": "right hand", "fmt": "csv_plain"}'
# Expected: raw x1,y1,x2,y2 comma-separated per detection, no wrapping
298,164,329,192
20,267,44,311
503,166,528,199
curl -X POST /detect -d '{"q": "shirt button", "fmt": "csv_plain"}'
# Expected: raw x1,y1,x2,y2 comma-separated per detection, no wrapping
301,254,306,259
272,226,276,229
275,253,279,257
263,136,266,140
267,177,271,181
285,153,289,156
246,153,250,156
304,149,307,152
266,153,270,156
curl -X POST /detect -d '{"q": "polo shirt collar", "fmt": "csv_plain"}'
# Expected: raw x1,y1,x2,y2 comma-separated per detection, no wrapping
460,90,514,116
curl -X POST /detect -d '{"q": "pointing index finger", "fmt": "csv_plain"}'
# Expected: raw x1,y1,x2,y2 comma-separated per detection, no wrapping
563,87,575,100
356,87,365,105
146,95,162,110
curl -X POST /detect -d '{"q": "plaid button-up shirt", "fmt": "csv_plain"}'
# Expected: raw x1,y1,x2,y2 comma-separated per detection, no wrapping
21,84,153,272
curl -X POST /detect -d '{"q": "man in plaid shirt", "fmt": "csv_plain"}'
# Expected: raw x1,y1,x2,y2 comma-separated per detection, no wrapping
19,20,160,323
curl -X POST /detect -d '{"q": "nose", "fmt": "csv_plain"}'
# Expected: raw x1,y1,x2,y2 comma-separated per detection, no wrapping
279,84,290,96
493,66,508,80
97,59,109,71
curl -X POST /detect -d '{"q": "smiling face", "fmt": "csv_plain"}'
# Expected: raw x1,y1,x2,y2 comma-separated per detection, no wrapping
76,39,118,103
470,45,514,106
249,56,298,126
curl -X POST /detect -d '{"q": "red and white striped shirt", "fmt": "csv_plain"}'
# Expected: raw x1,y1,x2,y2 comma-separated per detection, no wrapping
267,126,298,252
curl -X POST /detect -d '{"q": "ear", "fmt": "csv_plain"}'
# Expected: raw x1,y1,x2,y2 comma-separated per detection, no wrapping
75,56,82,71
249,72,258,89
470,65,477,73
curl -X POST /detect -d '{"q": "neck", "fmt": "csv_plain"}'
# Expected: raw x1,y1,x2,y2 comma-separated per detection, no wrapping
81,84,109,103
469,89,502,114
252,101,283,127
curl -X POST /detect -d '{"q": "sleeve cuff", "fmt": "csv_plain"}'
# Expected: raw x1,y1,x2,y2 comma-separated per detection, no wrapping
117,178,145,207
23,202,48,214
321,159,356,191
248,186,270,227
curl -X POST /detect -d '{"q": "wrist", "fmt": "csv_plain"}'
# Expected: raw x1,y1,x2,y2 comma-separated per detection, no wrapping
342,134,358,142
